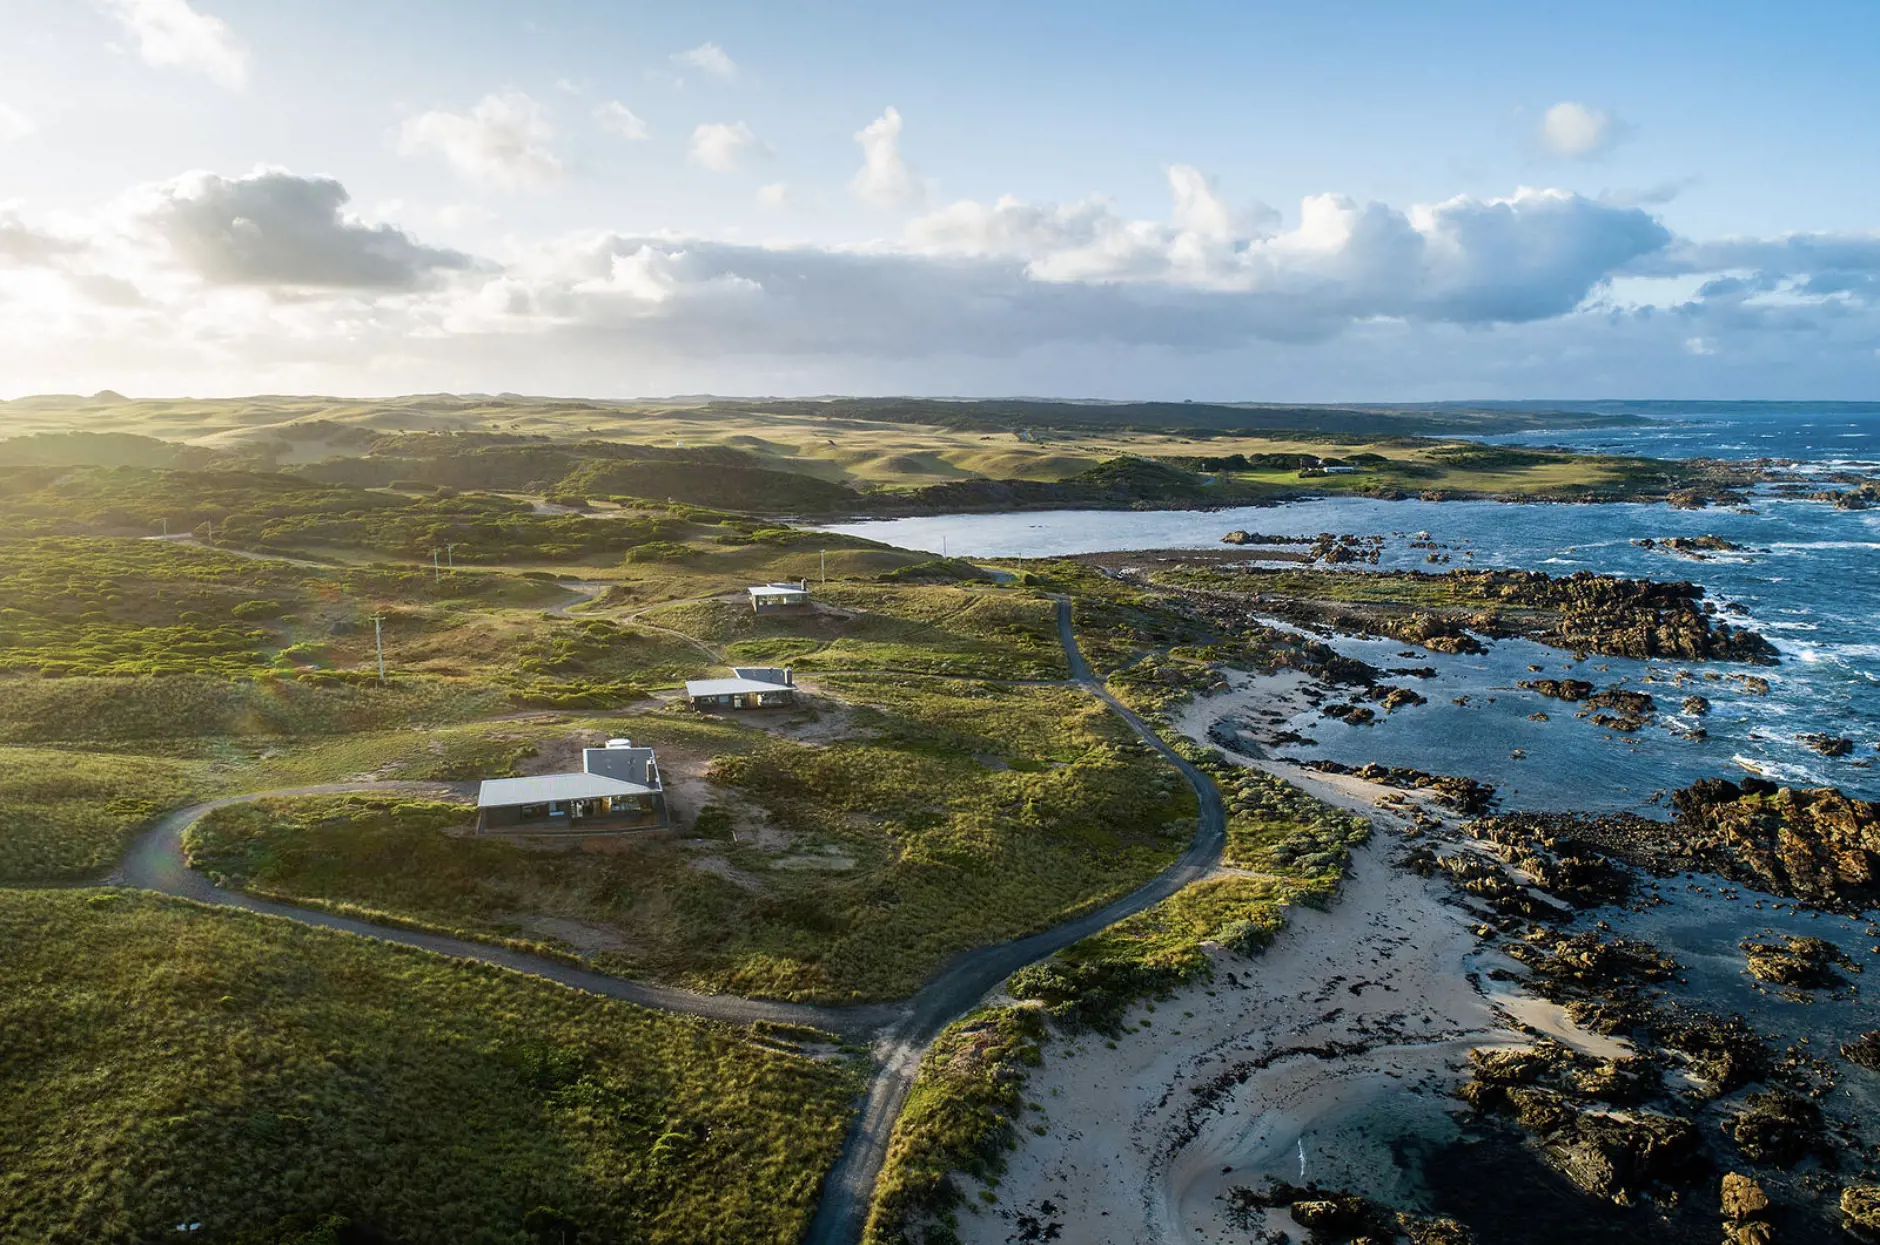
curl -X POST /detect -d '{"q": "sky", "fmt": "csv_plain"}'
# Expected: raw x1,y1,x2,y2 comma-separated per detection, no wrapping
0,0,1877,401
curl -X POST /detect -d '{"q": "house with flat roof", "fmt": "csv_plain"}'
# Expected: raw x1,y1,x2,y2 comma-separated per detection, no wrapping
476,738,669,833
748,581,811,612
684,665,797,710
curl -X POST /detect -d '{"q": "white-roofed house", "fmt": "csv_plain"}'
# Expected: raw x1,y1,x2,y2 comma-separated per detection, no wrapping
684,666,797,711
476,739,669,833
748,580,811,613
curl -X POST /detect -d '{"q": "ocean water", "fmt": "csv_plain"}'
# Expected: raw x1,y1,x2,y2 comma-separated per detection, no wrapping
823,406,1880,811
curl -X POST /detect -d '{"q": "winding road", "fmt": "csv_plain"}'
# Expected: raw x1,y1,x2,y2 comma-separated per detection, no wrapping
85,596,1227,1245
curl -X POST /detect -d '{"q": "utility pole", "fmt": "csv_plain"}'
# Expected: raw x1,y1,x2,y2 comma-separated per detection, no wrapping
820,549,827,585
445,542,459,571
205,519,213,544
161,518,168,537
372,613,386,682
941,534,947,559
432,548,441,584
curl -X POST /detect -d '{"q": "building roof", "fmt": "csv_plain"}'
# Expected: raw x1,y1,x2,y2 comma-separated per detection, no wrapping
729,666,791,686
477,771,656,809
747,584,809,599
584,744,657,786
686,676,799,697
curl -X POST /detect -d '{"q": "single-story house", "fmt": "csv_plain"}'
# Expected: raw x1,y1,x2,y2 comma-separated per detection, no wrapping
684,665,797,710
748,581,811,613
476,738,669,833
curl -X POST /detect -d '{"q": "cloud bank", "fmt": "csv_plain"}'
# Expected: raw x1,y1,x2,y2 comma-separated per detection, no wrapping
2,160,1878,398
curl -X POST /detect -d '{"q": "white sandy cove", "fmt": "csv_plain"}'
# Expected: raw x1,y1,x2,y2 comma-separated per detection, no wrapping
949,674,1618,1245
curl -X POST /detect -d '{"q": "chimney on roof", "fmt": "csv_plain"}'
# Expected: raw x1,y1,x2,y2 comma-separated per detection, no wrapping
784,667,793,687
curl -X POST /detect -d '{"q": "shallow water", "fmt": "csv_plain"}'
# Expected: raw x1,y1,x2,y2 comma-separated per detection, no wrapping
823,409,1880,808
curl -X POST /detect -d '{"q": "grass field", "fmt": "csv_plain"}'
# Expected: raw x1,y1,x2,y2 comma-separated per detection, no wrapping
0,393,1727,518
0,889,861,1245
178,677,1195,1003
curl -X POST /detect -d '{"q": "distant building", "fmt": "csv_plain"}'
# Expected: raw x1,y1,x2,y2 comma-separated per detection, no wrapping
476,738,668,833
684,666,797,710
748,581,811,613
1322,465,1358,475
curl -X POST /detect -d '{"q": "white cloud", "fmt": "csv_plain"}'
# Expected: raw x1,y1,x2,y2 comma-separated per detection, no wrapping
594,100,649,141
0,103,35,143
1539,101,1617,159
689,121,765,173
103,0,248,90
398,92,564,190
672,42,737,81
132,167,473,289
10,161,1880,400
849,106,923,209
757,182,792,208
0,210,80,266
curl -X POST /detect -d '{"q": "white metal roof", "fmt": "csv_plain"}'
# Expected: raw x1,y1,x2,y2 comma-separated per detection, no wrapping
729,666,791,685
747,584,809,598
477,771,656,808
686,677,798,697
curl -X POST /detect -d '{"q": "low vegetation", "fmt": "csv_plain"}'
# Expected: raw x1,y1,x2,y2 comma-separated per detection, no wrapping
182,680,1196,1003
862,1007,1047,1245
0,747,207,882
867,762,1372,1241
0,889,861,1245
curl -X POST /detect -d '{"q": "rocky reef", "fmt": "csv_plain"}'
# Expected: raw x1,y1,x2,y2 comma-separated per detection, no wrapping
1739,934,1859,990
1157,564,1782,665
1500,779,1880,913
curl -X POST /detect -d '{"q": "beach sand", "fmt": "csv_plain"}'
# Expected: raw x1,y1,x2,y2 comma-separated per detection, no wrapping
951,676,1615,1245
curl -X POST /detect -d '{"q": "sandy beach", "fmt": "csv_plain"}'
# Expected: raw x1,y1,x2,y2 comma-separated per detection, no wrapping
951,676,1618,1245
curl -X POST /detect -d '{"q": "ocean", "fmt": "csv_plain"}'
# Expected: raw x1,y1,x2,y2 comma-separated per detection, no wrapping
822,405,1880,812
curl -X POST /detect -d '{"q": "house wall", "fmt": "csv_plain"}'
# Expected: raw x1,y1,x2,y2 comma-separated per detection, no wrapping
478,792,669,834
689,689,797,711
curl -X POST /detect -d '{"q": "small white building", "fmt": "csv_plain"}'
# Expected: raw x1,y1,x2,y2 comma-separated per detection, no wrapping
475,739,668,833
685,666,797,710
748,581,811,613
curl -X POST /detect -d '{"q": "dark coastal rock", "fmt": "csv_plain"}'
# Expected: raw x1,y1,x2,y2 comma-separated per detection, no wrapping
1740,933,1858,989
1721,1172,1774,1245
1845,1184,1880,1238
1439,852,1571,919
1799,732,1855,757
1503,931,1678,993
1376,685,1428,712
1321,702,1377,726
1665,779,1880,910
1683,694,1712,715
1461,1044,1701,1205
1230,1179,1406,1241
1650,1008,1770,1093
1587,687,1656,716
1471,816,1633,907
1724,1089,1828,1166
1842,1031,1880,1071
1519,678,1594,702
1635,534,1741,559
